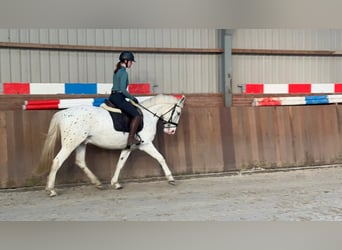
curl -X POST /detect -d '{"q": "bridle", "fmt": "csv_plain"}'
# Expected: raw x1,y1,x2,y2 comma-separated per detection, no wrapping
136,102,183,128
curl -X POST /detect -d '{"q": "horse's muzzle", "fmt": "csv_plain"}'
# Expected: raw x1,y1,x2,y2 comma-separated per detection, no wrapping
164,127,176,135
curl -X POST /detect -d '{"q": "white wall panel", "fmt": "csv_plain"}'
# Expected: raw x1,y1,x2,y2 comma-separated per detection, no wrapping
232,29,342,93
232,29,342,50
9,49,21,81
0,48,10,84
0,28,219,93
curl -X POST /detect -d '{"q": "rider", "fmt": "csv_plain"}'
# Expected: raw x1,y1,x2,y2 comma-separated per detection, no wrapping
109,51,141,149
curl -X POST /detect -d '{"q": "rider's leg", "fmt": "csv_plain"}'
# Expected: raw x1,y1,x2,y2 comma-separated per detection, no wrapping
127,115,141,148
109,93,142,148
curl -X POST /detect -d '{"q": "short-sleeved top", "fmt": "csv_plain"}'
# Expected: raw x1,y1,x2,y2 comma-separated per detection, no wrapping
112,67,135,100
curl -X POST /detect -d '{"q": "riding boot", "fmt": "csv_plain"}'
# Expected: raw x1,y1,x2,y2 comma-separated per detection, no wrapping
127,116,142,148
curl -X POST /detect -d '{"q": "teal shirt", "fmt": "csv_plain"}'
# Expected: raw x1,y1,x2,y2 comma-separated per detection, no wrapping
112,67,135,100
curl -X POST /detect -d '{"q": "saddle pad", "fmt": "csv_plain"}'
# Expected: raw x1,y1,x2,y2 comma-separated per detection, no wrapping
110,112,131,132
100,103,143,133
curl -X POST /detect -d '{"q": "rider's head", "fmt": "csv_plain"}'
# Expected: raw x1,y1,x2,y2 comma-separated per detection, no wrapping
119,51,135,68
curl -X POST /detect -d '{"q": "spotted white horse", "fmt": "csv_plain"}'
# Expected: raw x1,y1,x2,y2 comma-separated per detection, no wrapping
39,94,185,197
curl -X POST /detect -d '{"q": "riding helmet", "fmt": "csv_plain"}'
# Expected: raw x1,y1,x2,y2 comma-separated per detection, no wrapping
119,51,135,62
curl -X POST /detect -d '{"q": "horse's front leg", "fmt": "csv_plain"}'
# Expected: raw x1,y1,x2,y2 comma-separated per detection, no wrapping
110,149,131,189
139,143,175,185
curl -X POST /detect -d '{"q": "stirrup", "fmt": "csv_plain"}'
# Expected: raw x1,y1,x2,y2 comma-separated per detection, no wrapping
135,134,143,144
126,134,143,149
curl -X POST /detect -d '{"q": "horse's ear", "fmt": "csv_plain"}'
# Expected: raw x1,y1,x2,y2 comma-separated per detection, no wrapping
178,95,185,106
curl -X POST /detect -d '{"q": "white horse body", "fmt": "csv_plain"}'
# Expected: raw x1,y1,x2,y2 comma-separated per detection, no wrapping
57,105,157,150
40,94,185,196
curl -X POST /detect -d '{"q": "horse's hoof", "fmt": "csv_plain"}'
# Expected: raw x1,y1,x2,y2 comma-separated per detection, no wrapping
48,190,57,197
96,184,106,190
112,183,123,190
168,180,176,185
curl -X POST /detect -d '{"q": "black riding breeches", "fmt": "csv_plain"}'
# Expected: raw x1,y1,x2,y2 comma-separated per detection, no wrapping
109,92,140,118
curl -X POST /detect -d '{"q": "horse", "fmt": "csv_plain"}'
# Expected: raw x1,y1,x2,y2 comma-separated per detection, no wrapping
38,94,185,197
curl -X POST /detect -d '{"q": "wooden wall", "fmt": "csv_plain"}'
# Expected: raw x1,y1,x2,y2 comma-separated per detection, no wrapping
1,94,342,189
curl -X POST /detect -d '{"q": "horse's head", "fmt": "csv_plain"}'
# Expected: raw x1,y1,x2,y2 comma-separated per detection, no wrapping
160,95,185,135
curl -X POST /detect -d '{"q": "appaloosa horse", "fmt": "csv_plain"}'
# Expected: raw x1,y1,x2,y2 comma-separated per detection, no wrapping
39,94,185,196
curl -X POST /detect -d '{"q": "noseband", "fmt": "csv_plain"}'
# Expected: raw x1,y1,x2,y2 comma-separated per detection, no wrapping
159,104,181,128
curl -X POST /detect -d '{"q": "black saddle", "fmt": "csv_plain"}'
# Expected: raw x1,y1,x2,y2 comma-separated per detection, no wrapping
102,99,143,133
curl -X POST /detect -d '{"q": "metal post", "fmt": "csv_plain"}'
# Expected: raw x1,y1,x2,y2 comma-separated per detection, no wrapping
218,29,233,107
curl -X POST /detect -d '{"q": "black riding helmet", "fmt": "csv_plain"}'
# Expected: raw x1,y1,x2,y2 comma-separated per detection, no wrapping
119,51,135,62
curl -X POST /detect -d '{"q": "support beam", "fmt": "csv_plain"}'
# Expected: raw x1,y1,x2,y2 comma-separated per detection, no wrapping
0,42,224,54
232,48,342,57
218,29,233,107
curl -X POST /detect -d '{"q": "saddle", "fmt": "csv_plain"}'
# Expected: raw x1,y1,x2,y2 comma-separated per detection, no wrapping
100,99,143,133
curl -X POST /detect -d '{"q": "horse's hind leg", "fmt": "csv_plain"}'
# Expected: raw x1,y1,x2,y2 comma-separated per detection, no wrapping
75,144,104,189
46,147,75,197
139,143,175,184
110,149,131,189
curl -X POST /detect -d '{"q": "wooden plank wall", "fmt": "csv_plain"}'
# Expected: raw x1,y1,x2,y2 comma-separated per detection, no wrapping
1,94,342,189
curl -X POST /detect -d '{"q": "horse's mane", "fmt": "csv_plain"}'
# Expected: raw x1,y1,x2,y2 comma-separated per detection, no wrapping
141,94,178,107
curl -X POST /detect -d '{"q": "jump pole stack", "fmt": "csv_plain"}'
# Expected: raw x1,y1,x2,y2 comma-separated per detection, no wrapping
2,82,152,95
243,83,342,106
252,95,342,106
243,82,342,94
1,82,154,110
22,98,107,110
21,96,161,110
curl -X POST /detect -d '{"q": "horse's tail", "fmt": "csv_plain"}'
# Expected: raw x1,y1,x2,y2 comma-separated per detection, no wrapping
36,112,61,176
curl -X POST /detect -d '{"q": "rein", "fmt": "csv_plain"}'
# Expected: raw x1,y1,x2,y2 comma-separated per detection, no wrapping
135,102,181,127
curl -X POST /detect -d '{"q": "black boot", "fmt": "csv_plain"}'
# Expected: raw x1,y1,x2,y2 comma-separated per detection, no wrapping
126,116,142,149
